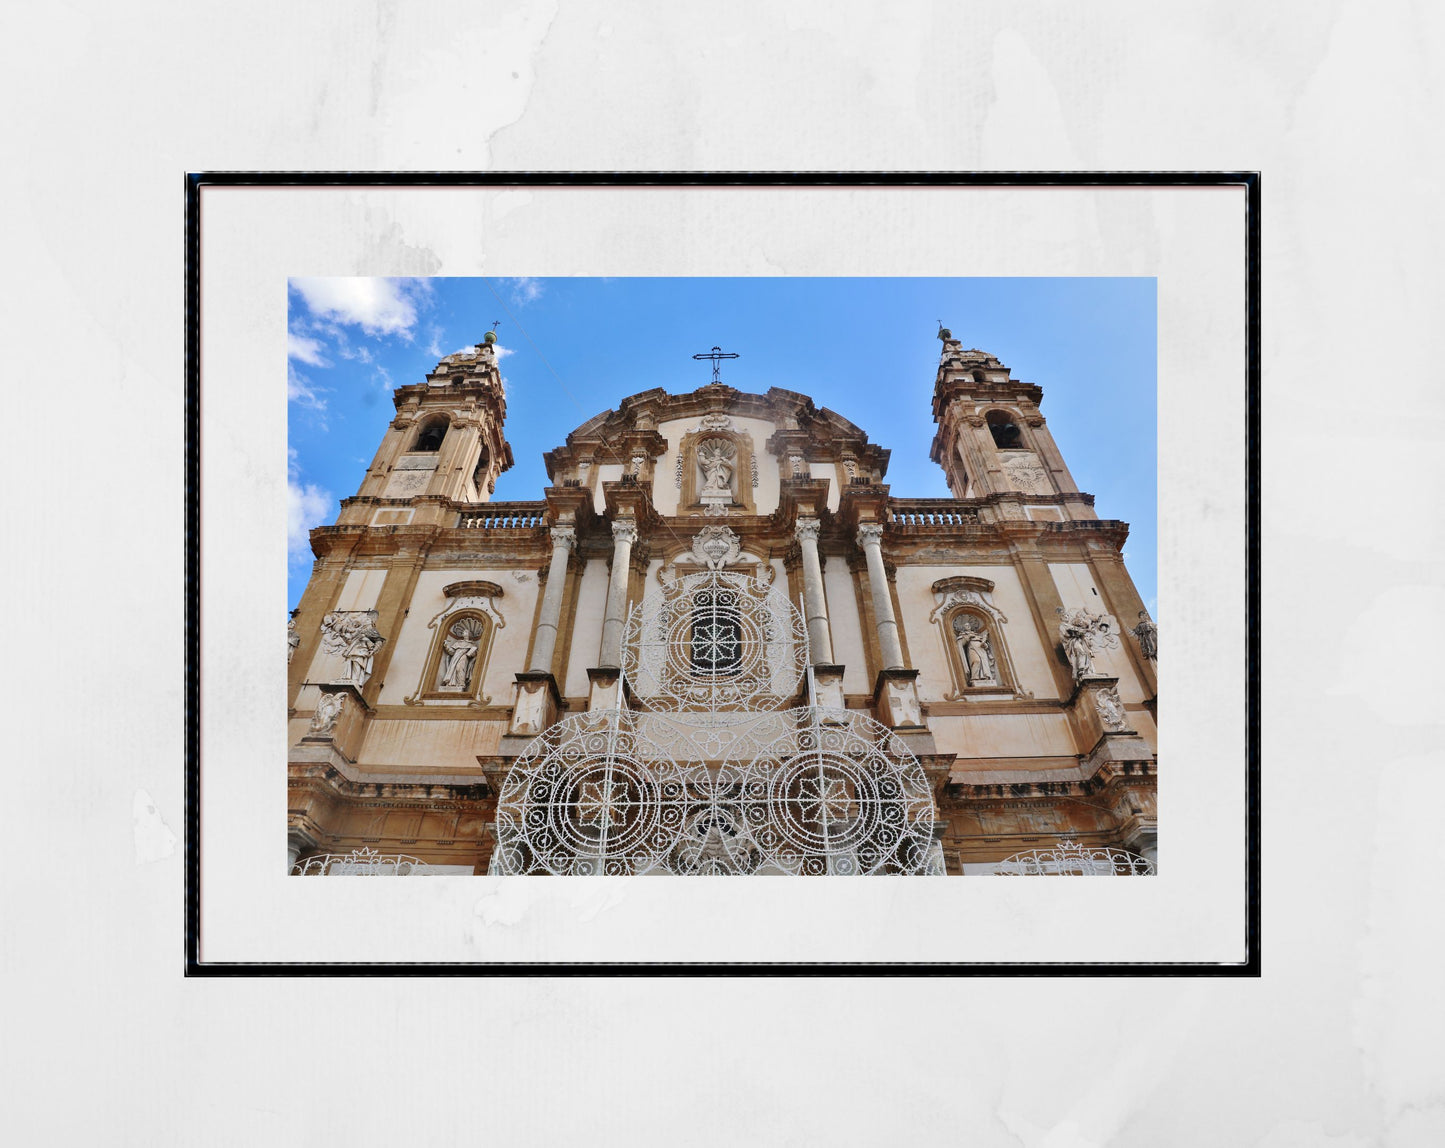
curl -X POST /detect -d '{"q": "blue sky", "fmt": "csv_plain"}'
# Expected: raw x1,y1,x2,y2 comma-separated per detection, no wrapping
288,277,1156,616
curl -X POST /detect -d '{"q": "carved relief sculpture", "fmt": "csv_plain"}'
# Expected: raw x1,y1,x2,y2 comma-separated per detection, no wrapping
1132,611,1158,661
1002,454,1050,494
320,610,385,688
309,689,346,736
1094,684,1128,731
1056,607,1117,682
690,524,743,570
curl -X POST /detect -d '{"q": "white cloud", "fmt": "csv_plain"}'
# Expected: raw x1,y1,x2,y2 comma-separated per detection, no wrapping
506,277,543,306
287,450,333,564
287,331,329,366
290,277,432,338
287,364,328,424
448,342,511,361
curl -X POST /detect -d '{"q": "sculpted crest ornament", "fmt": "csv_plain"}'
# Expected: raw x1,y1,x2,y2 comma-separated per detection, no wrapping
690,524,743,570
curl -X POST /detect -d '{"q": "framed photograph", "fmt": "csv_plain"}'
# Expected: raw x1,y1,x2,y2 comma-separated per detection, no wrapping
188,174,1258,971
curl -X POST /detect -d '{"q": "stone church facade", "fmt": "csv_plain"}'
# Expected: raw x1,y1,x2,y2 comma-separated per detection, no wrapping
287,331,1158,876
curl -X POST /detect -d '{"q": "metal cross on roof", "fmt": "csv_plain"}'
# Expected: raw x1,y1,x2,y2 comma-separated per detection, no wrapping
692,345,739,385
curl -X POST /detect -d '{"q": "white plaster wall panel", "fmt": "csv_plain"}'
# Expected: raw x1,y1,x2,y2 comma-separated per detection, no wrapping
1048,561,1143,700
740,417,781,513
1131,707,1157,750
357,718,504,771
564,558,609,697
651,438,680,516
481,576,539,701
808,461,840,511
929,713,1077,761
333,568,387,611
893,566,954,702
591,463,623,513
822,555,869,693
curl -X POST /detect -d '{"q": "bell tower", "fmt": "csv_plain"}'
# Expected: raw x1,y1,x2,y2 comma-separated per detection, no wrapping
338,337,515,529
929,327,1085,506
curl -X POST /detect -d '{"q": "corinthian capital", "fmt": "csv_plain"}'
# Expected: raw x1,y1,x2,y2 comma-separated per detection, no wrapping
550,525,577,549
794,517,821,544
856,523,885,549
611,517,639,546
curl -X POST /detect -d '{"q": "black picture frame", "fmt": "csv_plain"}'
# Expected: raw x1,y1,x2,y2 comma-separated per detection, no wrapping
185,171,1260,976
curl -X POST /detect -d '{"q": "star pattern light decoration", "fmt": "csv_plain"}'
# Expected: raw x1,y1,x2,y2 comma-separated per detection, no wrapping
575,777,630,829
797,774,853,825
693,616,741,672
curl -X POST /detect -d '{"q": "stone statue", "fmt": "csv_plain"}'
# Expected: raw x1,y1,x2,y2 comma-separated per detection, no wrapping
309,689,345,735
696,437,736,497
1057,607,1115,682
437,617,483,690
287,615,300,665
952,614,997,685
321,610,385,688
1132,611,1158,661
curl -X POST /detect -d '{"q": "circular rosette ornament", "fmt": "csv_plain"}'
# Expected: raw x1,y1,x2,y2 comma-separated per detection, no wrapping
622,568,808,717
493,710,691,875
737,712,938,875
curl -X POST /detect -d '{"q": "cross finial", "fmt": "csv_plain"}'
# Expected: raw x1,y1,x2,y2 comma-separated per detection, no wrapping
692,345,739,385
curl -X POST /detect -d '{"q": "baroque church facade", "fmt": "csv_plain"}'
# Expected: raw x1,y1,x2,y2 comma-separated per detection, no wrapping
287,331,1158,877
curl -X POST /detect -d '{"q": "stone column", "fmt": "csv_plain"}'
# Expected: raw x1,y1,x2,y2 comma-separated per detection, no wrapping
529,525,576,674
856,523,904,670
794,518,834,664
597,517,637,668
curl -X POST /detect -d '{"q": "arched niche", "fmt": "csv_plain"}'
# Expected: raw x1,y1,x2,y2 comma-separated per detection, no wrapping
403,581,505,706
676,416,758,515
928,576,1023,700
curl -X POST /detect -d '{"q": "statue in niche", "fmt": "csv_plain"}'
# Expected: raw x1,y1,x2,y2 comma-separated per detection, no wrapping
437,617,484,691
696,437,736,500
1132,611,1158,661
321,610,385,688
952,614,998,686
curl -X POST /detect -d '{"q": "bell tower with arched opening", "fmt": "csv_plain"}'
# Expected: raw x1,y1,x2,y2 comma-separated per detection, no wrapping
338,336,515,531
928,329,1086,509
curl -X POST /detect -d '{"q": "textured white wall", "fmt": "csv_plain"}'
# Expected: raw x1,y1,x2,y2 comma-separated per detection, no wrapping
11,2,1439,1145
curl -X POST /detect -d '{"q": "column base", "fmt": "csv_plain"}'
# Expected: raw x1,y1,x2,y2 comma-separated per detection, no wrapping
586,666,633,712
810,664,847,712
509,671,563,737
872,668,925,730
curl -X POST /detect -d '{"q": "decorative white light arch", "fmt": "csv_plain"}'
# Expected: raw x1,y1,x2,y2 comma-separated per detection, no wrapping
492,527,944,876
993,840,1155,876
